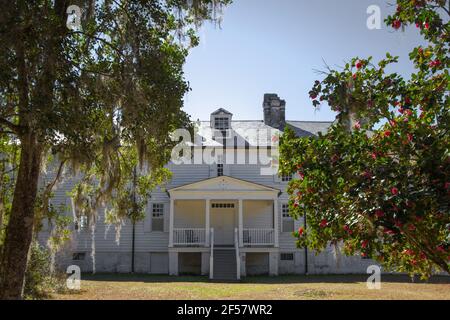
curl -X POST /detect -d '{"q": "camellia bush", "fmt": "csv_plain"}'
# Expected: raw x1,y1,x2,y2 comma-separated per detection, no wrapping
280,0,449,278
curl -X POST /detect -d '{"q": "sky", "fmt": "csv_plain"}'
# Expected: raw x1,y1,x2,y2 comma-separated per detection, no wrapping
182,0,426,122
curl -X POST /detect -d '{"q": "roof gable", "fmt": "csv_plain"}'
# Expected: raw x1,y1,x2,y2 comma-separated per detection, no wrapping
169,176,280,193
211,108,233,116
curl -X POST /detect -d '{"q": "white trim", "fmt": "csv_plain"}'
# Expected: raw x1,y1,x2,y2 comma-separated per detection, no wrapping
168,176,280,193
238,199,243,247
205,199,211,247
169,199,174,248
274,199,279,247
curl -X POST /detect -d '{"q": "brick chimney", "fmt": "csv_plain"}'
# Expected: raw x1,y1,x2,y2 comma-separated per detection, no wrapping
263,94,286,130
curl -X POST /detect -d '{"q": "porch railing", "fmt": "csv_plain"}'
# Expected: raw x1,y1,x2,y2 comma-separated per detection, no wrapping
173,228,206,246
242,228,275,246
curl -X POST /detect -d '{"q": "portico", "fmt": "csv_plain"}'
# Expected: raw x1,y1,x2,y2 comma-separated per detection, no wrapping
167,176,281,279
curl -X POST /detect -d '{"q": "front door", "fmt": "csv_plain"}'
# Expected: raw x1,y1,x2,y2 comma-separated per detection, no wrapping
211,203,236,246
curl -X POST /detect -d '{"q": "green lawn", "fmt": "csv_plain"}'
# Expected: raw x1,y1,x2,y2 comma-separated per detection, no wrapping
52,274,450,300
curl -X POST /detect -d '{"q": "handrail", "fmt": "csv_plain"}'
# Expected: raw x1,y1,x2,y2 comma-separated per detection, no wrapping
242,228,275,246
234,228,240,281
173,228,206,246
209,228,214,280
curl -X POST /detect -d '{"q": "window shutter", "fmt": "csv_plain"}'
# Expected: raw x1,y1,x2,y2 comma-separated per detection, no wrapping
144,204,152,233
163,203,169,232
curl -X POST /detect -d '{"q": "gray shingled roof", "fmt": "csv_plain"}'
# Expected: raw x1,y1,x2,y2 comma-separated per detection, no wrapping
187,120,333,147
286,120,334,137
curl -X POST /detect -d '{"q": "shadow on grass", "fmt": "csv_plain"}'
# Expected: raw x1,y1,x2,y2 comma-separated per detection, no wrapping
81,273,450,285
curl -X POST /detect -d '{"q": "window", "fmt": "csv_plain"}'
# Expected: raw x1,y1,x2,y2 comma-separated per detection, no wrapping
214,117,230,130
280,174,292,182
217,164,224,177
282,204,294,232
280,253,294,261
75,215,89,231
152,203,164,232
212,203,235,209
72,252,86,261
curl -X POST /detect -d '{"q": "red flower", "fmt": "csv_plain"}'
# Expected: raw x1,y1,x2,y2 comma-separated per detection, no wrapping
404,97,411,105
436,246,446,253
407,133,413,142
403,249,414,256
362,170,372,179
352,73,357,80
310,93,317,99
389,120,397,127
392,20,401,30
371,152,377,160
375,210,384,218
354,121,361,130
361,240,369,249
424,22,429,30
384,130,391,137
408,224,416,231
319,219,328,228
429,60,441,68
298,227,304,236
361,252,367,258
394,219,403,228
356,61,363,69
391,187,399,196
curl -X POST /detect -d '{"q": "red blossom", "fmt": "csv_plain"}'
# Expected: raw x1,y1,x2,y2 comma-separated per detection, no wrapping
392,19,402,29
436,246,446,254
298,227,304,236
375,210,385,218
407,133,413,142
361,240,369,249
319,219,328,228
356,61,363,69
391,187,399,196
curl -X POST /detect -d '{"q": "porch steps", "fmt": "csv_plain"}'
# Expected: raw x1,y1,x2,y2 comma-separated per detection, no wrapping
213,249,237,281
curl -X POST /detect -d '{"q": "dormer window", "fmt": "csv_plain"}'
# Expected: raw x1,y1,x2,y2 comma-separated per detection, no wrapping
214,117,230,130
210,108,232,133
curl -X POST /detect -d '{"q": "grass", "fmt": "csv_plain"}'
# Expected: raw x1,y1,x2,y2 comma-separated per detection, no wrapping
51,274,450,300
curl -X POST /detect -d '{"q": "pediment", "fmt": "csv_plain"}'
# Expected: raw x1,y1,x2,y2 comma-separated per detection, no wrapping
169,176,279,193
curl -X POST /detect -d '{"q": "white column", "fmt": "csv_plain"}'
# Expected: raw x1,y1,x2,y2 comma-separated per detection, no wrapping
169,198,174,247
238,199,243,247
274,199,279,247
205,199,210,247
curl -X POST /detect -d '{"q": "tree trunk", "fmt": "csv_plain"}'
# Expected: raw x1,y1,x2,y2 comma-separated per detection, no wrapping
0,133,42,299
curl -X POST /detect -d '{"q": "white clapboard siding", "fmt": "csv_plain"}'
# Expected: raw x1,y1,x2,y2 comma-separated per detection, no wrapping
38,147,303,255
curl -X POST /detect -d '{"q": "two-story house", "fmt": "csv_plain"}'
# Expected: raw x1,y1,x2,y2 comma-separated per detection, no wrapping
39,94,375,280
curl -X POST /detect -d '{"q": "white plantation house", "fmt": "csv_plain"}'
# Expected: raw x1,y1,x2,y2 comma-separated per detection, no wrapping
39,94,376,280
